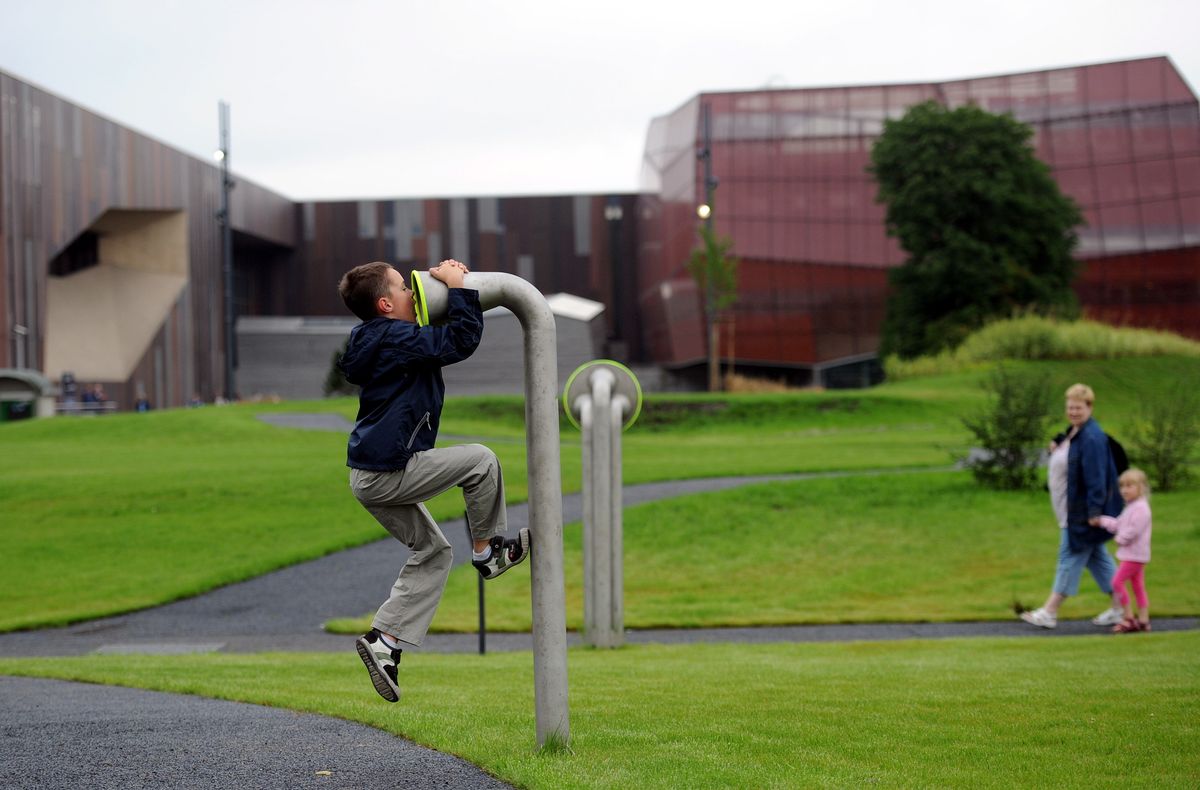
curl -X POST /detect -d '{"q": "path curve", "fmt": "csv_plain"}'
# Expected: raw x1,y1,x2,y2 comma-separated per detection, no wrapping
0,468,952,657
0,676,509,789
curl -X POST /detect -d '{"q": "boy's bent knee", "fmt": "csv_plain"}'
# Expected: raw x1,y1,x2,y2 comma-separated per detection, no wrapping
463,443,497,463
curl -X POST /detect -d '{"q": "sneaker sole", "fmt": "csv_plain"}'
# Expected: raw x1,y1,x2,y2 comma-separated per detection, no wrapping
479,528,531,580
355,637,400,703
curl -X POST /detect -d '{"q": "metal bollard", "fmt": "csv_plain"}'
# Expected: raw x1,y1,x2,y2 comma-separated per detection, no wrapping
563,360,642,648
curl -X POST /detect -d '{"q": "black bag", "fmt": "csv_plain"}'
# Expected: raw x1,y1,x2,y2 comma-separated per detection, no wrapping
1054,425,1129,475
1108,434,1129,475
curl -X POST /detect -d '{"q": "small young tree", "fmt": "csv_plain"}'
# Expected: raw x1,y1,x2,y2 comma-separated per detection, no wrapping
324,338,358,397
961,365,1053,489
1128,391,1200,491
688,224,739,391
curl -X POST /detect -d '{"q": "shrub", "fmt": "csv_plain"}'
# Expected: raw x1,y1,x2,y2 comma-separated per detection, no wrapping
1128,392,1200,491
961,365,1053,490
886,316,1200,381
323,339,358,397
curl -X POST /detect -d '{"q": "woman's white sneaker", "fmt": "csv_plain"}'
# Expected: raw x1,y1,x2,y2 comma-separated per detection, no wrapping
1020,608,1057,629
1092,606,1125,626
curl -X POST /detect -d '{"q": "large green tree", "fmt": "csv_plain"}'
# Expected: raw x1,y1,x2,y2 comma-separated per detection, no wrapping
869,101,1083,359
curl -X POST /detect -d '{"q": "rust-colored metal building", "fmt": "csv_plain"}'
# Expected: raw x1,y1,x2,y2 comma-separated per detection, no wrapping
2,55,1197,408
638,55,1200,384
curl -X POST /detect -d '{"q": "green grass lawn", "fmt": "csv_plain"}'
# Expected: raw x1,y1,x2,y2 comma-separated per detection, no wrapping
4,356,1199,787
326,470,1200,635
2,633,1197,788
3,356,1198,632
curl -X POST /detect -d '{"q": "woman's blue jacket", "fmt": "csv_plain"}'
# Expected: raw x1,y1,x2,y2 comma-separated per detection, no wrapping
1065,417,1122,553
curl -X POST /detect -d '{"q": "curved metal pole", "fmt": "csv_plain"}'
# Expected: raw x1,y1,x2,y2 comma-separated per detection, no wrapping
414,270,569,747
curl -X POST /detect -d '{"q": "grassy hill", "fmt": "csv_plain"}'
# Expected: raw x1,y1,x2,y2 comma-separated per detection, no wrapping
2,355,1197,631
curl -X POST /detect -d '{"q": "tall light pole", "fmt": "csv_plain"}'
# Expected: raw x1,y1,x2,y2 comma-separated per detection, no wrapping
603,197,624,359
216,101,236,402
696,102,720,391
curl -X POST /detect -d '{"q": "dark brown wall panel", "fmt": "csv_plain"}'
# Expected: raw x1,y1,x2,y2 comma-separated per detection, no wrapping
0,70,296,405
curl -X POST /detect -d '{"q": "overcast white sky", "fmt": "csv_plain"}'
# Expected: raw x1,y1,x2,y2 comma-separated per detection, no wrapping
1,0,1196,201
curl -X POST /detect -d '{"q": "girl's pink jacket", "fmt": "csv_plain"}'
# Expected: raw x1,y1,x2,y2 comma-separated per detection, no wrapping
1097,497,1152,563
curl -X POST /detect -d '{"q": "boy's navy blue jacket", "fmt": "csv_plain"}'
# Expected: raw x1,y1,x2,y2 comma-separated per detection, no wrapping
339,288,483,471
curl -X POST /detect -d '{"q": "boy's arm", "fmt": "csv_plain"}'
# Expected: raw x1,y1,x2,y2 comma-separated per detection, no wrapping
383,261,483,366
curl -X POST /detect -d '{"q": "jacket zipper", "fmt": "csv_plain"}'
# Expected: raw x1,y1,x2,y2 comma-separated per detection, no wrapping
405,411,432,450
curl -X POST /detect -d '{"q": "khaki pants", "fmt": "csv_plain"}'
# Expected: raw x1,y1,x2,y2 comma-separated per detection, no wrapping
350,444,506,647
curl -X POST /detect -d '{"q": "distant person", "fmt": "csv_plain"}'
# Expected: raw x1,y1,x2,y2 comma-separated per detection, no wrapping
188,393,205,408
82,384,108,406
337,259,529,703
1094,468,1153,632
135,396,152,412
60,372,78,404
1021,383,1124,629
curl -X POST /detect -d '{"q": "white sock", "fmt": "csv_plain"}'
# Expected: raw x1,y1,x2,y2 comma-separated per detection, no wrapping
473,545,492,561
379,632,402,650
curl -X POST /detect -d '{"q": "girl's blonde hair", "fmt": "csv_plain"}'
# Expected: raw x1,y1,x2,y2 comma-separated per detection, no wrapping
1065,383,1095,406
1119,467,1150,500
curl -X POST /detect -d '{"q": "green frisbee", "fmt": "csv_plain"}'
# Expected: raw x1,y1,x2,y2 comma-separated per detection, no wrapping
410,270,430,327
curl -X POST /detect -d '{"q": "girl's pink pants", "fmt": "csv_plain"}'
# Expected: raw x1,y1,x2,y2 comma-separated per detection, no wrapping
1112,560,1148,609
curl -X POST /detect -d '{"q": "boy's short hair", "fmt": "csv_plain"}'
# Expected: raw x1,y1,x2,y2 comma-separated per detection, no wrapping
339,261,394,321
1119,467,1150,499
1064,383,1095,405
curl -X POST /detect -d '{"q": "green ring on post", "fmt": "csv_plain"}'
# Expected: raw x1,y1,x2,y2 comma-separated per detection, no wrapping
562,359,643,431
410,270,429,327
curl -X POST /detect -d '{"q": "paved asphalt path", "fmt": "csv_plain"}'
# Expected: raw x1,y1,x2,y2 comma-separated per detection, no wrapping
3,415,1195,787
0,676,509,790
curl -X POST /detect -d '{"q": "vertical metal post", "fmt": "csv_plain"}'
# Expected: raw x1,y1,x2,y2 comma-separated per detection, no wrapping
579,395,595,643
477,568,486,655
218,101,236,402
589,368,614,647
567,362,638,651
610,394,628,642
699,102,719,392
467,518,486,655
603,198,624,358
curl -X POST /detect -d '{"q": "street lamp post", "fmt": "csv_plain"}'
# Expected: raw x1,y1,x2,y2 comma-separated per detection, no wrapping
603,198,624,359
216,101,236,402
696,102,720,391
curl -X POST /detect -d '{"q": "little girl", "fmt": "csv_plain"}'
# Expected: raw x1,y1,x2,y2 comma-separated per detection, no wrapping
1095,468,1153,633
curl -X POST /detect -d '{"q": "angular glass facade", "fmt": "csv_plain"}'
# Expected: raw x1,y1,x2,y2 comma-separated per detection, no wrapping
638,56,1200,373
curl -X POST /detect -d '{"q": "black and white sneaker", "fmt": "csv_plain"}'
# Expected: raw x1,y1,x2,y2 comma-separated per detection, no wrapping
355,630,401,703
472,528,531,580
